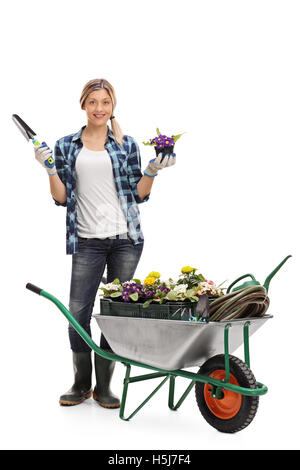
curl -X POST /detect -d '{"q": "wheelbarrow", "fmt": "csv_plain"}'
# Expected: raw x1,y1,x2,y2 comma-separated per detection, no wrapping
25,282,272,434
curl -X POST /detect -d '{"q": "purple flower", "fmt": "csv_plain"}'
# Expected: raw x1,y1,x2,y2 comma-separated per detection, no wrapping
149,134,174,149
157,286,170,292
121,282,143,302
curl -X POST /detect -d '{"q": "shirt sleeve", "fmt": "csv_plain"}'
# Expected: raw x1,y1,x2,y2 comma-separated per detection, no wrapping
127,137,150,204
52,139,67,207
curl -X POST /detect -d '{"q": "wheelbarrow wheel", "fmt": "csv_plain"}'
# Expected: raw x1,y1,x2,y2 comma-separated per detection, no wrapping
195,354,259,433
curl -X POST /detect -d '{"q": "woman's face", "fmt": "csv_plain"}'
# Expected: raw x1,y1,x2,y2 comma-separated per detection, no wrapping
84,89,113,127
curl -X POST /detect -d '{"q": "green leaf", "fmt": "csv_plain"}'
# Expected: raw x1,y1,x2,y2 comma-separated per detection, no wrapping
142,300,153,308
112,278,120,285
156,128,161,136
100,288,110,294
166,290,178,301
186,288,197,297
132,278,141,285
172,132,186,142
142,141,155,146
110,291,122,298
129,292,139,301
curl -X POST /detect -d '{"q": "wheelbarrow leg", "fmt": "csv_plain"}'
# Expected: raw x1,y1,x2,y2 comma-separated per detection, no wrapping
168,375,196,411
168,375,176,409
119,363,169,421
119,363,131,421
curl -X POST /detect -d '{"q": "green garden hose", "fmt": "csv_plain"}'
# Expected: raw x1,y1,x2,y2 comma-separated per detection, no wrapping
209,285,270,322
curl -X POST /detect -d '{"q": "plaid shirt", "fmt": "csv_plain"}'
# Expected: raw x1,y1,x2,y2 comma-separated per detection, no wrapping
53,125,150,255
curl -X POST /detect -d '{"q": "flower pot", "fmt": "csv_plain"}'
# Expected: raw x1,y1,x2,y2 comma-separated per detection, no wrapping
154,145,174,159
100,296,218,321
101,298,196,320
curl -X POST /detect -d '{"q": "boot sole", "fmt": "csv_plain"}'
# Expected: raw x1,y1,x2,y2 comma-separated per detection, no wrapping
93,391,120,409
59,390,92,406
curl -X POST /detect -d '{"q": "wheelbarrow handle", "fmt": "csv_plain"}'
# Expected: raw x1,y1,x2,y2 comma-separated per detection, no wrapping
25,282,122,363
26,283,43,295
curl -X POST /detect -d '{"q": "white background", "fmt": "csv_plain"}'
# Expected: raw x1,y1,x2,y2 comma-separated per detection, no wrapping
1,0,299,451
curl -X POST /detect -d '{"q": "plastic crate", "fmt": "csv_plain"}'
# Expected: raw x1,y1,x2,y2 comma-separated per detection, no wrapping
100,297,217,321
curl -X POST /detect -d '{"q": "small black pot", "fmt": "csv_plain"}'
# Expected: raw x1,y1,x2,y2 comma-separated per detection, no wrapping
154,145,174,161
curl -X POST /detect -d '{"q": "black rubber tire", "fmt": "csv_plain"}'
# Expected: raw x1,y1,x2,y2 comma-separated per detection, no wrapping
195,354,259,433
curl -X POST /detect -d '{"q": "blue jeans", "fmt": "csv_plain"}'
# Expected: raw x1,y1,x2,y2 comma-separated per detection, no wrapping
68,233,144,352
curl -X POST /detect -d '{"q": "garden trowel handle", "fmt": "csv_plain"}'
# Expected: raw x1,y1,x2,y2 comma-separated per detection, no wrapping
195,294,210,321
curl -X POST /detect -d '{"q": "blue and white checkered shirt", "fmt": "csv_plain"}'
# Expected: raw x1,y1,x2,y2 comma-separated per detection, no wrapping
53,125,150,255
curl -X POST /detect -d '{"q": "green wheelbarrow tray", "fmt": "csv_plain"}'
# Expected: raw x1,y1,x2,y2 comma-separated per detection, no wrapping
25,282,270,433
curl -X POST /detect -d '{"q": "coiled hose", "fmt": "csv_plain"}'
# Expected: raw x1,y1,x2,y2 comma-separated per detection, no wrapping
209,285,270,322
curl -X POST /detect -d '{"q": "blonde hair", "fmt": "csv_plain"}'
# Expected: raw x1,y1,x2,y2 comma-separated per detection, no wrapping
80,78,124,147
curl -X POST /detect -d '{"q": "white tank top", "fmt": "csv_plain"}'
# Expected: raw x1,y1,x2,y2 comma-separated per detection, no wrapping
75,146,128,238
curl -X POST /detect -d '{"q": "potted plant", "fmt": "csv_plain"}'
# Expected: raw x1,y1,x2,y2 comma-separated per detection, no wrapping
143,128,185,159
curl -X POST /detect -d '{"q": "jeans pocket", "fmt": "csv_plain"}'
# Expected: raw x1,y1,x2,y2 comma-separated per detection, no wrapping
127,234,141,246
127,235,144,251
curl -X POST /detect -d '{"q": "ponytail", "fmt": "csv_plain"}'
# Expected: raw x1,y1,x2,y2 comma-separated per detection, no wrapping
110,116,124,148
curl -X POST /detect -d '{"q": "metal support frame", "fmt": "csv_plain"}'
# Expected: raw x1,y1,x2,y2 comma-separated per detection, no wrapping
243,321,251,367
119,365,197,421
224,324,231,381
119,364,170,421
223,321,251,378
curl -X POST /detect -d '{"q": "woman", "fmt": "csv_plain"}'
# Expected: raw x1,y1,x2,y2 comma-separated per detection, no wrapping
34,78,176,408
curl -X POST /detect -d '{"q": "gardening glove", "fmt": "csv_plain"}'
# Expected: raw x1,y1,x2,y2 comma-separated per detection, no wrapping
34,142,57,176
143,152,176,177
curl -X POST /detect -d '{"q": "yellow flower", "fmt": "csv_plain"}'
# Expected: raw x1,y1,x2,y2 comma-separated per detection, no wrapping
144,277,156,286
181,266,196,274
148,271,160,279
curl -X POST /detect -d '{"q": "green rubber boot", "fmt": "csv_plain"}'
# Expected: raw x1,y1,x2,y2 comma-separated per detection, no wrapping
59,351,92,405
93,353,120,408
